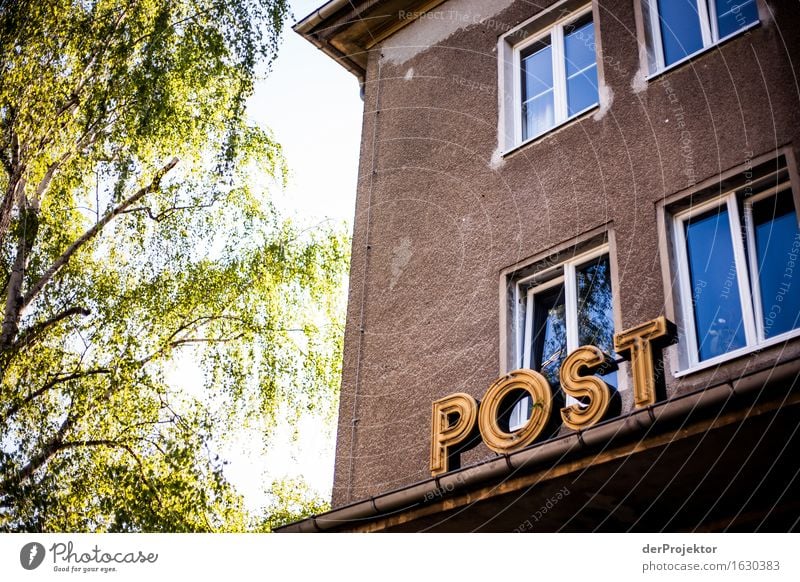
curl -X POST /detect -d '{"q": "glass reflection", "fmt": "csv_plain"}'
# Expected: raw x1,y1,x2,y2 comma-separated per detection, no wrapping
564,17,598,116
576,255,617,387
521,40,554,140
715,0,758,39
657,0,704,66
531,284,567,388
508,394,533,432
752,190,800,339
685,206,747,361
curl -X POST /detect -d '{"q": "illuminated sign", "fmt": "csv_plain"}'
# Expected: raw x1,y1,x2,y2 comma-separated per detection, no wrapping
430,317,675,476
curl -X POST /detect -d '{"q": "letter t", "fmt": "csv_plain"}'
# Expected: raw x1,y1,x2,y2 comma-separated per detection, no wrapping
614,316,675,408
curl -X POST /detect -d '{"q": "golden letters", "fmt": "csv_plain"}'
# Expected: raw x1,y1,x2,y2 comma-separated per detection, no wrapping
430,393,478,476
613,316,673,408
430,317,674,476
559,345,615,431
478,370,553,454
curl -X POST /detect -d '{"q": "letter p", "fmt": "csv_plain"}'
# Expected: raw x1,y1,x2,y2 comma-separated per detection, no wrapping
430,393,479,476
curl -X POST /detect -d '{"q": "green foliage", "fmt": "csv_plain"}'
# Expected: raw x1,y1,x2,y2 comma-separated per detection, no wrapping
256,478,331,532
0,0,348,531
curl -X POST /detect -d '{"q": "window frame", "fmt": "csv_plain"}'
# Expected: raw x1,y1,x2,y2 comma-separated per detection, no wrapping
643,0,760,77
499,2,600,153
514,244,611,371
671,170,800,373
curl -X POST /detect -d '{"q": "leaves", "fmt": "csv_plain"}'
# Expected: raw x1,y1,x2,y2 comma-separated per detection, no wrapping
0,0,347,531
256,478,331,532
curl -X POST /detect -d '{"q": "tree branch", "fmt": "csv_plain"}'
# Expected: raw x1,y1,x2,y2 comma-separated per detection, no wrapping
120,192,222,222
135,314,247,366
169,334,245,349
0,368,110,426
12,306,91,351
0,412,74,494
21,157,179,309
32,439,163,508
31,151,71,207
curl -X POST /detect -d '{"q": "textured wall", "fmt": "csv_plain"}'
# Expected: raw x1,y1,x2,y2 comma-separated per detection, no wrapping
330,0,800,507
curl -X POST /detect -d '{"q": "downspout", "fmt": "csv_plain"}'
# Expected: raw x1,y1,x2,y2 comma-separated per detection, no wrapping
345,52,383,503
278,358,799,532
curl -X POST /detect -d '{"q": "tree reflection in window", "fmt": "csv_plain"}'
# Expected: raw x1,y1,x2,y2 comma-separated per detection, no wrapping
576,255,617,387
522,250,617,397
531,284,568,388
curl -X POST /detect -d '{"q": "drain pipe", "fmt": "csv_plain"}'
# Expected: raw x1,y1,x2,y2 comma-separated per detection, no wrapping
278,358,799,532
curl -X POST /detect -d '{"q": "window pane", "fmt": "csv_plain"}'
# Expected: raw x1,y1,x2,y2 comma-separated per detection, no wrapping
576,255,617,387
564,17,599,116
521,39,554,139
522,93,555,140
752,190,800,338
657,0,705,66
715,0,758,39
684,206,747,361
531,284,567,388
564,17,596,77
521,40,553,101
566,65,598,116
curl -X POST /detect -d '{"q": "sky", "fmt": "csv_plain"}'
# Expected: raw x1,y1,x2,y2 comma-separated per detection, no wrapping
217,0,364,509
249,0,363,224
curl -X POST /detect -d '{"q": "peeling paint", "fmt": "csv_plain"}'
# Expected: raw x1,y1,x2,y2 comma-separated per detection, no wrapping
631,64,648,93
404,67,415,80
390,237,413,290
489,146,506,170
593,83,614,121
382,0,516,66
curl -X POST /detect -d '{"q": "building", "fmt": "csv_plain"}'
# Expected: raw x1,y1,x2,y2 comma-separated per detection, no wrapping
279,0,800,532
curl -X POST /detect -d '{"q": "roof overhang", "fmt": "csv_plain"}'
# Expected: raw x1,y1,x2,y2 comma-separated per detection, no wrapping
293,0,450,84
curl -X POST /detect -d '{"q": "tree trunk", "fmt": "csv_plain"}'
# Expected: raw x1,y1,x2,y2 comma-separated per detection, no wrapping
0,206,39,350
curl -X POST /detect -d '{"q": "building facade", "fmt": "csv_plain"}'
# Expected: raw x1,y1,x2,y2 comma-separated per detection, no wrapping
282,0,800,532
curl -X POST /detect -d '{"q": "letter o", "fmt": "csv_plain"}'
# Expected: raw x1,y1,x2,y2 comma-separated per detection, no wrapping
478,369,553,453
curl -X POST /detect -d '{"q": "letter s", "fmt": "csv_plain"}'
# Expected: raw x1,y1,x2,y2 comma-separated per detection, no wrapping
560,346,616,430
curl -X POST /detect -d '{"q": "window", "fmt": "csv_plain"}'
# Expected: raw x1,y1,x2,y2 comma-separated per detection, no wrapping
510,246,618,418
502,5,599,148
642,0,759,74
672,157,800,369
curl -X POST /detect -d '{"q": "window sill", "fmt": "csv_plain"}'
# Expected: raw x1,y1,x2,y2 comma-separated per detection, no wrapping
502,103,599,158
645,21,761,83
673,327,800,379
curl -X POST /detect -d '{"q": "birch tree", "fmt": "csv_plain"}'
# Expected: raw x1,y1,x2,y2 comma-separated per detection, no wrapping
0,0,347,531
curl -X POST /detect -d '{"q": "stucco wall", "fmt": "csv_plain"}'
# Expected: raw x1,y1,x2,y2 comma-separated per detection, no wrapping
331,0,800,507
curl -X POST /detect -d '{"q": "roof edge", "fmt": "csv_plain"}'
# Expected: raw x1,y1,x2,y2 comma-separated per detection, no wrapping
292,0,451,83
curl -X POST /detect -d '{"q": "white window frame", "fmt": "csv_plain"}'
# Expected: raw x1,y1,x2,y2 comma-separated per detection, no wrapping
672,174,800,373
514,245,611,371
644,0,760,76
500,4,599,151
508,396,532,432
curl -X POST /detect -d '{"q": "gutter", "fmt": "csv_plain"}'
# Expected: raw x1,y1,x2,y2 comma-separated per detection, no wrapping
277,358,799,532
293,0,367,88
294,0,355,34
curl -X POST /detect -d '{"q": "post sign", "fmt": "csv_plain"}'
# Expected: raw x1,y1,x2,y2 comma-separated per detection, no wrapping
430,317,675,476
